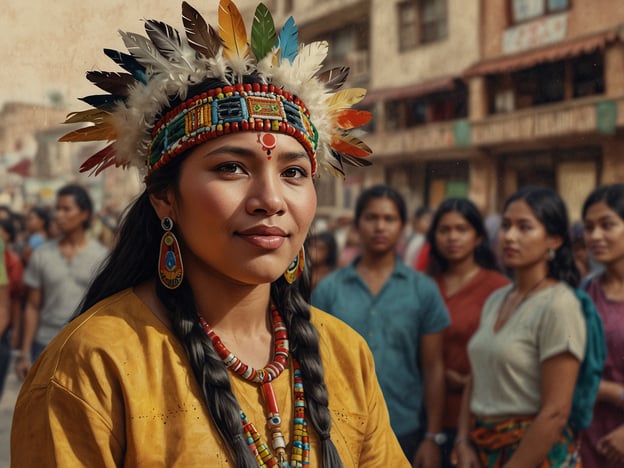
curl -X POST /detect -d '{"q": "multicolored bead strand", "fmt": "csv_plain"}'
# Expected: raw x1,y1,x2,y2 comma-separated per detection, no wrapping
239,362,309,467
198,306,310,467
198,305,289,383
290,365,310,467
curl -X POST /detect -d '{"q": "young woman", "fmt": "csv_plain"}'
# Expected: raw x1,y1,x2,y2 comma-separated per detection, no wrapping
312,185,450,466
456,187,586,467
21,206,51,265
580,183,624,467
308,231,338,292
426,198,509,466
11,2,407,466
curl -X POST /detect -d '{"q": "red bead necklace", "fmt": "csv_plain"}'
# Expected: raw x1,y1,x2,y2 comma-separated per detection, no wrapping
198,305,289,384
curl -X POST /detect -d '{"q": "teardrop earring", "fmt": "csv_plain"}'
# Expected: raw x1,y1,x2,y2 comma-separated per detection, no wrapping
283,247,305,284
158,217,184,289
547,248,556,261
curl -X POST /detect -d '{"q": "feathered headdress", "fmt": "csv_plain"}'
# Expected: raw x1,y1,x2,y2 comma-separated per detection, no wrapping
60,0,372,178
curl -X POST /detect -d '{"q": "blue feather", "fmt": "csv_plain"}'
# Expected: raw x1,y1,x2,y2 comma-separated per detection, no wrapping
276,16,298,64
103,48,148,84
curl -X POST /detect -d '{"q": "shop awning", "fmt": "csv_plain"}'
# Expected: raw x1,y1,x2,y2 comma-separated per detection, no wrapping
7,158,31,177
362,76,457,105
464,28,620,77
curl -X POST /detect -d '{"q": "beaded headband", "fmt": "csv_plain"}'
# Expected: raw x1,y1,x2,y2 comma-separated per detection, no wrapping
60,0,373,178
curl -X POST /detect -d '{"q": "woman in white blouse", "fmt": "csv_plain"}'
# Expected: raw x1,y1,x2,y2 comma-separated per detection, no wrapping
455,186,586,468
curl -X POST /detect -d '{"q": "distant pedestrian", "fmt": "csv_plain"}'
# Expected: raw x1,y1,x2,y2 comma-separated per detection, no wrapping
427,198,510,466
580,184,624,467
403,206,433,266
307,231,338,292
312,184,450,466
21,206,51,265
16,184,107,378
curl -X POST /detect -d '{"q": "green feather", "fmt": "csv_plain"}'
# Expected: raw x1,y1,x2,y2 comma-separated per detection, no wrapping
251,3,276,61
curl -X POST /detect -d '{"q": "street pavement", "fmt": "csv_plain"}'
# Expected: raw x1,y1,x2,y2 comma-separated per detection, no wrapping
0,355,21,468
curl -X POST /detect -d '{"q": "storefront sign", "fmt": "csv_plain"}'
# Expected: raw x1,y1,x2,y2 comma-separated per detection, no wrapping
471,100,603,145
503,13,567,54
596,100,617,135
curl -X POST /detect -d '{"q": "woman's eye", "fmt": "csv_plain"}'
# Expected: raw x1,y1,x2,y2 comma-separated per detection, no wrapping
282,167,307,178
217,163,244,174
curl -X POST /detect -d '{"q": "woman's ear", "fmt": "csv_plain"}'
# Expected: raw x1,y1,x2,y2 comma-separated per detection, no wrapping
149,189,176,222
546,234,564,252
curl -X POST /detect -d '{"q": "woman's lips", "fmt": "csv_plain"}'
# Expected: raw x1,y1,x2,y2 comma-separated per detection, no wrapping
236,225,288,250
237,234,286,249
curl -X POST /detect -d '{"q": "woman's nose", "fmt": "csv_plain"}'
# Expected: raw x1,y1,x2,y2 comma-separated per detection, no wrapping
245,173,286,216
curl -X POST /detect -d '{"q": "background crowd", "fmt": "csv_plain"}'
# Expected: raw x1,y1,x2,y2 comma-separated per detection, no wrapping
0,185,115,400
308,183,624,467
1,181,623,467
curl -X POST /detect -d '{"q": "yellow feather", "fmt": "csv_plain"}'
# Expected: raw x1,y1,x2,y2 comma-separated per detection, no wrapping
59,123,116,142
326,88,367,111
218,0,250,60
64,109,111,125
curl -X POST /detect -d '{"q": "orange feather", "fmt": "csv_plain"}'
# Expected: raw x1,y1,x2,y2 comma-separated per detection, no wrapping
334,109,372,129
331,134,372,158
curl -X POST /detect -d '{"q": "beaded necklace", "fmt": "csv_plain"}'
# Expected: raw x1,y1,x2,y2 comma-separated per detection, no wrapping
198,306,310,467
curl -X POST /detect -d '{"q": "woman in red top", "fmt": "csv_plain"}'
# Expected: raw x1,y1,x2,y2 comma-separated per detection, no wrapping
427,198,510,467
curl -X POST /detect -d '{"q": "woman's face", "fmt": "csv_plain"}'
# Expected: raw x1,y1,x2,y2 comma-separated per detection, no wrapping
26,211,44,233
500,199,559,270
164,132,316,285
308,240,329,267
434,211,481,265
583,201,624,266
55,195,89,235
356,197,403,256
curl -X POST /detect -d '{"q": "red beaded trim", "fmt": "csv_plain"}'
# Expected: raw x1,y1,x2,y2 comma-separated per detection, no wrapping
148,83,319,175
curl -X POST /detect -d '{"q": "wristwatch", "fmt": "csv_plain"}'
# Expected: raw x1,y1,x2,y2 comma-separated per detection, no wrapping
424,432,447,445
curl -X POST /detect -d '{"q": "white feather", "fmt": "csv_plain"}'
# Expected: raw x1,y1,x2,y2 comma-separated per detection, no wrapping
292,41,328,83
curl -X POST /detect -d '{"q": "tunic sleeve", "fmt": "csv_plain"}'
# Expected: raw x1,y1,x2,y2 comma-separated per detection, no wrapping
11,381,124,467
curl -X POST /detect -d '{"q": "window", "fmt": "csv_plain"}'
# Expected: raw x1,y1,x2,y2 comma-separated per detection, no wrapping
488,52,605,114
398,0,448,51
312,21,369,64
511,0,570,24
421,0,448,43
573,53,605,98
398,2,419,51
384,84,467,130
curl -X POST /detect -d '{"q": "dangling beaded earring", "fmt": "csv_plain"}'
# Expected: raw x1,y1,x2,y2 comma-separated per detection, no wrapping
158,217,184,289
547,248,556,261
283,247,305,284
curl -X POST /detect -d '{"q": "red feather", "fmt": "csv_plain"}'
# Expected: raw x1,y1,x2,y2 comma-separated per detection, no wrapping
334,109,372,129
331,134,372,158
79,144,117,174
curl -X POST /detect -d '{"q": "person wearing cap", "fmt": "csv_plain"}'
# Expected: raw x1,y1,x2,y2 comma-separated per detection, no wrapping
10,1,408,467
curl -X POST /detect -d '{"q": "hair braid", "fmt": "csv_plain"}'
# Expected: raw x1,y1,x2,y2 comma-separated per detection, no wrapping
272,279,343,468
155,281,258,468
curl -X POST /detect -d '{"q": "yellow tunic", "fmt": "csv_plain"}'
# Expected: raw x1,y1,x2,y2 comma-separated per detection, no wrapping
11,289,408,467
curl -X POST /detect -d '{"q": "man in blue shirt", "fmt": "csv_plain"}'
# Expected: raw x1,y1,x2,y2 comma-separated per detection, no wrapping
312,185,450,467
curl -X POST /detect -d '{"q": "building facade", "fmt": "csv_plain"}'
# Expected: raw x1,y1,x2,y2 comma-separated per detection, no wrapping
465,0,624,221
0,102,141,212
244,0,623,223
